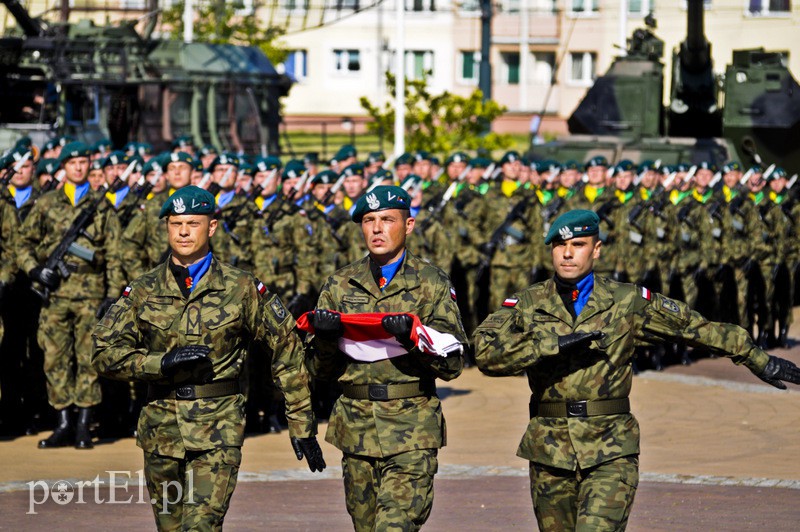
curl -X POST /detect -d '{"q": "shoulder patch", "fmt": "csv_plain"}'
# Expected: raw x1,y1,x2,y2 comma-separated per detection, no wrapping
640,286,651,301
450,287,457,301
661,297,680,313
255,280,267,297
270,297,288,321
502,297,519,308
122,286,132,298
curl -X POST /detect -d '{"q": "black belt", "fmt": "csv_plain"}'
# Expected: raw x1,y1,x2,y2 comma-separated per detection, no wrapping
147,380,240,401
530,397,630,418
342,380,435,401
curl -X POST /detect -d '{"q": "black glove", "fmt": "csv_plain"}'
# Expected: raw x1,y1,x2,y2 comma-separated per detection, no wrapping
757,355,800,390
161,345,213,384
96,297,116,319
29,266,59,290
478,241,497,257
558,331,605,355
382,314,415,351
291,436,326,472
312,309,343,341
286,293,313,318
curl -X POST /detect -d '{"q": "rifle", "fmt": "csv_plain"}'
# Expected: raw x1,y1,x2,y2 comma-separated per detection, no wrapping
31,176,126,302
205,166,235,196
41,169,65,192
1,151,31,186
728,167,758,216
108,160,145,228
263,170,310,231
321,172,346,205
417,165,473,233
476,194,532,279
541,179,585,223
595,198,620,230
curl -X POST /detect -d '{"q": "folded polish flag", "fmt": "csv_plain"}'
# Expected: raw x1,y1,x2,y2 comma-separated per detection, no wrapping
297,312,463,363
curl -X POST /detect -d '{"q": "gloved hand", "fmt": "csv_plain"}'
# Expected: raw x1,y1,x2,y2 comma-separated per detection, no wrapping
29,266,59,290
291,436,326,472
312,309,343,341
96,297,116,319
286,293,313,318
756,355,800,390
382,314,415,351
161,345,213,384
558,331,605,355
478,241,497,257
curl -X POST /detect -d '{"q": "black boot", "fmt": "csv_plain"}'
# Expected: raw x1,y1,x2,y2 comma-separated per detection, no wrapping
38,408,73,448
74,407,94,449
779,325,790,348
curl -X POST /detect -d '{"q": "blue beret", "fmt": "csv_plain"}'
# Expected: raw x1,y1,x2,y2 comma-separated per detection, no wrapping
352,185,411,223
159,186,216,218
544,209,600,245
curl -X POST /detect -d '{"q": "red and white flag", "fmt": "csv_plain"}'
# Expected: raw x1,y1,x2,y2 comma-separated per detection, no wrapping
297,312,462,363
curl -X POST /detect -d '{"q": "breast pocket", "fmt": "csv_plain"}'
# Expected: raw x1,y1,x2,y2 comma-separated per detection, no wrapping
200,304,243,351
139,300,179,350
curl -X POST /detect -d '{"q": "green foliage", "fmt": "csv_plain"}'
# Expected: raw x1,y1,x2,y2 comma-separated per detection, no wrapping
161,1,288,64
359,72,513,154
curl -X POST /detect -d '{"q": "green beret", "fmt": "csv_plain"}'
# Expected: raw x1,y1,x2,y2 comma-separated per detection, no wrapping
585,156,609,170
58,135,76,147
614,159,635,174
675,163,691,173
401,174,422,190
722,161,742,173
92,138,112,154
14,136,32,150
199,144,217,156
562,160,579,171
36,158,60,176
470,157,491,170
255,156,282,173
282,160,305,180
192,158,204,172
352,185,411,223
159,186,216,218
90,159,103,171
340,163,365,179
166,151,195,167
102,151,129,168
445,152,470,165
542,160,563,173
499,151,521,165
59,142,91,163
332,144,357,163
413,150,431,162
697,161,717,172
5,146,30,166
135,142,153,156
747,164,763,174
395,153,413,167
366,151,386,164
544,209,600,245
239,162,255,177
311,169,338,185
142,158,163,175
768,167,787,180
43,137,59,151
171,135,194,150
303,152,319,165
637,160,655,173
368,168,394,186
207,153,239,171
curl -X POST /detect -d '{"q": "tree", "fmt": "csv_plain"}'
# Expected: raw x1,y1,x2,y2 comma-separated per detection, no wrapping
161,1,288,65
360,72,513,154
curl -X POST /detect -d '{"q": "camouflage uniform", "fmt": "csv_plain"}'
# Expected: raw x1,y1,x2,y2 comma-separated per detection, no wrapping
16,187,124,410
308,251,465,532
474,275,769,531
93,256,316,530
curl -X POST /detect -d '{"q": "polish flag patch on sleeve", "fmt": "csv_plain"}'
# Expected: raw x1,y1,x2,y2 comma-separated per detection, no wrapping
502,297,519,308
256,281,267,296
640,286,652,301
122,286,132,298
450,287,457,301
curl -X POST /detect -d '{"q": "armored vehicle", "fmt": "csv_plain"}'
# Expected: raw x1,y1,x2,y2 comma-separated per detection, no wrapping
0,0,290,153
532,0,800,170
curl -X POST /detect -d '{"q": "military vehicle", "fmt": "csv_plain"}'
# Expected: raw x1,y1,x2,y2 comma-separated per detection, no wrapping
532,0,800,170
0,0,290,153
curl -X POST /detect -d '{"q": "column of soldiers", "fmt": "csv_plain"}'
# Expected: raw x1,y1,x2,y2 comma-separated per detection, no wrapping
1,134,798,444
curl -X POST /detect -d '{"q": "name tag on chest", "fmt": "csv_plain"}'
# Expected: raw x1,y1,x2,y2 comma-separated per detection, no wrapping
343,295,371,305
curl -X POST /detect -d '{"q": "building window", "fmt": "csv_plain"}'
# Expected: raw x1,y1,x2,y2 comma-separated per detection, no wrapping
330,0,359,10
280,0,310,10
459,0,480,11
408,0,436,11
531,52,555,84
282,50,308,82
460,51,479,84
500,0,521,12
568,52,596,84
748,0,791,15
333,49,361,73
406,50,434,80
570,0,598,14
501,52,520,85
628,0,654,14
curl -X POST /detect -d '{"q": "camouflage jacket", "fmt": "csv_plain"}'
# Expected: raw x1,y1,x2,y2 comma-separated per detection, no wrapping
474,275,769,471
308,250,466,458
16,187,124,299
92,256,316,458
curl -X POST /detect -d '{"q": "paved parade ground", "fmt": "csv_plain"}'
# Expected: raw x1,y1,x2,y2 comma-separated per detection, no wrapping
2,316,800,530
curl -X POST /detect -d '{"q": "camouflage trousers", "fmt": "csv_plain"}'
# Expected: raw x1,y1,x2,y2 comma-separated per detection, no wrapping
529,455,639,532
38,296,102,409
144,447,242,532
342,449,438,532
